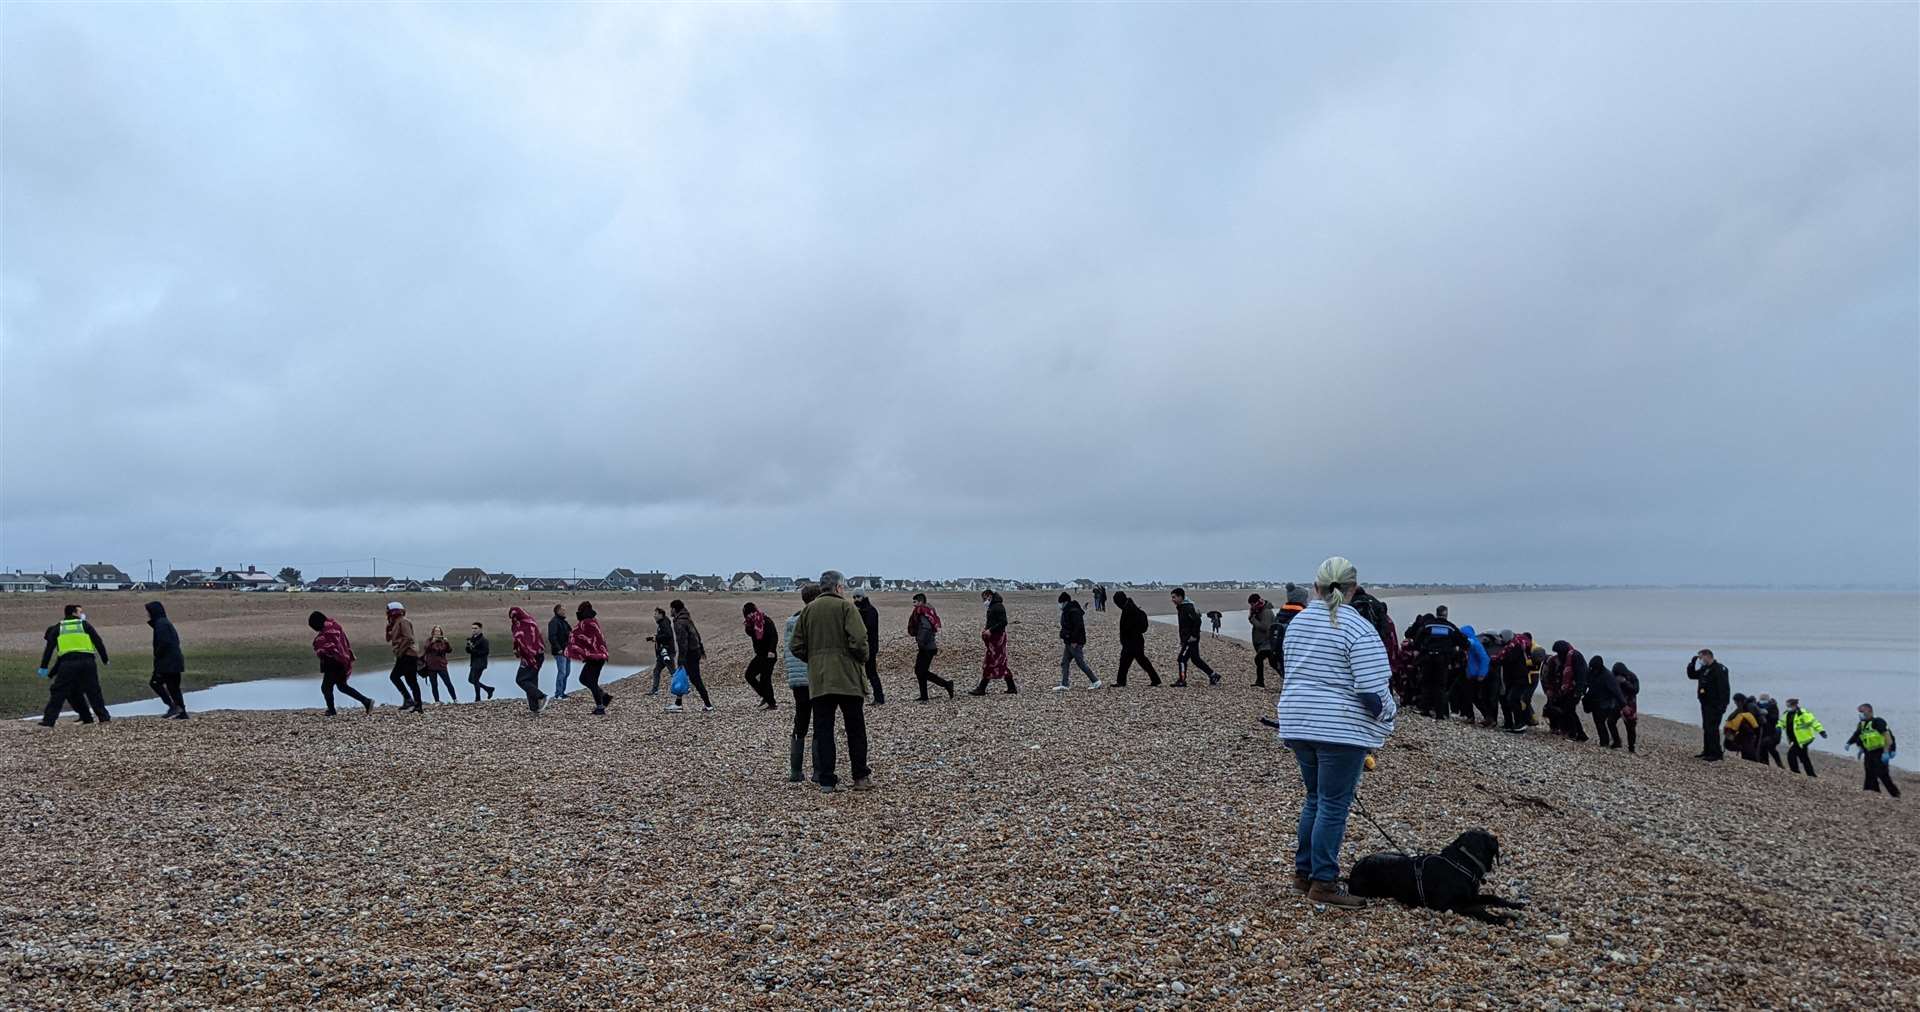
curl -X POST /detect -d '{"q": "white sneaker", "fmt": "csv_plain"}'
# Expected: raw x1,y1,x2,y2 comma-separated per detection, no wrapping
1089,680,1104,690
665,703,683,712
703,705,714,713
1051,684,1070,692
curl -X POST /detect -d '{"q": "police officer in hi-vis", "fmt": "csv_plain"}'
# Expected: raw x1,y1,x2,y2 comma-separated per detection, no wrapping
37,604,111,726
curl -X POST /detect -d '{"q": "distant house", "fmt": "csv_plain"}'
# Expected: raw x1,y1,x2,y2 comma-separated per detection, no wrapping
211,566,280,591
729,571,765,592
443,567,489,590
847,575,884,592
0,572,52,593
762,576,796,592
65,563,132,591
672,574,725,592
485,573,517,590
308,576,393,593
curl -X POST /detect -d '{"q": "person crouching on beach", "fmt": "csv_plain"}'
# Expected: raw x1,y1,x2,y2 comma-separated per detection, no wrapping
790,570,873,792
508,606,547,713
385,602,424,713
465,622,495,701
742,602,780,710
783,583,821,782
420,626,456,703
567,601,613,715
970,591,1017,695
1276,557,1397,909
308,610,373,715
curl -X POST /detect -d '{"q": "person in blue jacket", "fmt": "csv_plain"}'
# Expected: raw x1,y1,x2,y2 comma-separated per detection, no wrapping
1460,625,1493,727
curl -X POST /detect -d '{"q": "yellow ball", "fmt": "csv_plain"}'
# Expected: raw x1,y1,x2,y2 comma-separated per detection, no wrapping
1364,754,1378,772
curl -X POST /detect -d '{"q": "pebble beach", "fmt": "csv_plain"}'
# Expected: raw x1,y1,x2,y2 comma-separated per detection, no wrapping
4,595,1916,1010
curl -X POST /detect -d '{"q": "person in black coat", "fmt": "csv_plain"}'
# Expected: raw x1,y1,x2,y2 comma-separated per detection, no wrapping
1170,588,1217,687
1687,650,1732,761
1583,654,1624,748
1111,592,1161,687
1054,593,1100,690
646,608,674,695
547,606,573,700
146,601,188,720
464,622,495,701
854,594,885,705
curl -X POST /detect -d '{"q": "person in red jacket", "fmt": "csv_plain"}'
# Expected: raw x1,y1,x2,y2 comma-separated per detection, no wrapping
508,606,548,714
565,601,614,715
308,611,373,716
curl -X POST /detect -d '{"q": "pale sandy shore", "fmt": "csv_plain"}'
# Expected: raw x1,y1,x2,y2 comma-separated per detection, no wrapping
3,595,1915,1009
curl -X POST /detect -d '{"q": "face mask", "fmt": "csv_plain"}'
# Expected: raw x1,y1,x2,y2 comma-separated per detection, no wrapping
77,613,86,622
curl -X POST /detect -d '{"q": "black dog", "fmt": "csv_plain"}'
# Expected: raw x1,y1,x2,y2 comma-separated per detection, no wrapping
1347,829,1527,924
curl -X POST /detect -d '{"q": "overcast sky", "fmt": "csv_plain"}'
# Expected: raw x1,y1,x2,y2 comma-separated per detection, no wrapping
3,4,1915,586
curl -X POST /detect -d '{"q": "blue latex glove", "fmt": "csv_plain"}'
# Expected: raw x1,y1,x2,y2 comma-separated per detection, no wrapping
35,667,48,678
1888,751,1898,763
1356,691,1385,719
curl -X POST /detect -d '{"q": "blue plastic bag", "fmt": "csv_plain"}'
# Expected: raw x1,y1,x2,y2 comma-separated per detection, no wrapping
670,667,690,696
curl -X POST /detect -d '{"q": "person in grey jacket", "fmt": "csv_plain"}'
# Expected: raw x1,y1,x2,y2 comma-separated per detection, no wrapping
783,584,821,782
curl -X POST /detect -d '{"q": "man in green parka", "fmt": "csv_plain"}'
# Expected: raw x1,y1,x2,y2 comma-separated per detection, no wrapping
789,569,873,793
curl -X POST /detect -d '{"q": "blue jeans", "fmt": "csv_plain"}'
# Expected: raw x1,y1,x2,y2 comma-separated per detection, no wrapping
552,655,572,697
1288,740,1368,882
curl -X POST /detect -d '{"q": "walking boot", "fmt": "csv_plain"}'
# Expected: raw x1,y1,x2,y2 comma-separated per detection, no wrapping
1306,880,1365,909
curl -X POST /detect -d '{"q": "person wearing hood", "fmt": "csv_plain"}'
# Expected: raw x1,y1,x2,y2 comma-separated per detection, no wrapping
1407,611,1467,720
385,602,424,714
1687,650,1732,761
565,601,614,715
1170,588,1218,687
421,626,457,703
1054,593,1102,692
1780,698,1825,776
1614,661,1642,753
1111,591,1161,688
854,593,886,706
1491,631,1532,732
1265,584,1311,689
1460,626,1494,727
1583,655,1625,748
741,602,780,711
1753,694,1784,767
970,591,1016,695
789,571,873,793
668,600,713,712
547,605,573,701
308,611,373,715
465,622,496,702
508,606,548,713
646,607,674,696
1724,695,1762,762
1543,641,1589,741
1248,595,1276,688
783,584,822,781
146,601,188,720
907,593,954,701
38,603,111,726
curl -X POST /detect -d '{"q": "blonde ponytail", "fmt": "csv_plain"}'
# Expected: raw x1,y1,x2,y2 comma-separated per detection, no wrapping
1315,556,1358,627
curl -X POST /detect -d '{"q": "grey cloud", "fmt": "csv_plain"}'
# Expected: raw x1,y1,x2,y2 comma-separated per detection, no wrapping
2,3,1914,585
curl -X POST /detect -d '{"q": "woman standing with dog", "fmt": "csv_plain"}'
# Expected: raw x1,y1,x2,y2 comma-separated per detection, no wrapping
1275,556,1398,909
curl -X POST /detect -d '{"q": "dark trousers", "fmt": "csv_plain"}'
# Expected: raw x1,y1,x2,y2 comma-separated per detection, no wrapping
389,655,422,710
1472,677,1499,724
676,657,712,707
865,653,886,705
320,659,371,712
650,651,672,693
1500,684,1529,730
1761,741,1784,767
811,694,870,788
1417,654,1449,717
1116,639,1160,686
744,654,777,707
42,655,108,725
423,667,455,702
150,670,185,714
791,685,813,737
579,658,608,705
1595,710,1621,748
1253,648,1273,687
468,661,493,700
1864,749,1901,796
1700,701,1727,757
515,660,546,711
1787,742,1816,776
913,648,953,699
1624,717,1638,752
1176,640,1215,681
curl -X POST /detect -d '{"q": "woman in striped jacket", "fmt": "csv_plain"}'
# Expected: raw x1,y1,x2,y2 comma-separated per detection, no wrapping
1275,557,1398,909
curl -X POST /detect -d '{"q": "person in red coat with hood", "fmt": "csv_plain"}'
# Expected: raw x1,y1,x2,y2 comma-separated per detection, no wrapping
308,611,373,716
565,601,614,715
509,607,548,713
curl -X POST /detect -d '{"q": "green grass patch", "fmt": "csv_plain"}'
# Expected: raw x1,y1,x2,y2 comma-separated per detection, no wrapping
1,644,316,718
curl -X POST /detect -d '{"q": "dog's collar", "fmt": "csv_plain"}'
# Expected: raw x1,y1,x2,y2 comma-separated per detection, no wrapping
1446,847,1490,878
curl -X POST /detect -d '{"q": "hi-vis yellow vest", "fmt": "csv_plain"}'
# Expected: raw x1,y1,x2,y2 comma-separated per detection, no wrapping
54,618,95,658
1857,719,1887,752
